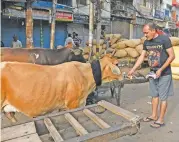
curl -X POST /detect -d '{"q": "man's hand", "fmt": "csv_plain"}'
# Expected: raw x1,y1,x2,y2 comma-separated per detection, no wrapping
128,68,135,77
156,69,162,78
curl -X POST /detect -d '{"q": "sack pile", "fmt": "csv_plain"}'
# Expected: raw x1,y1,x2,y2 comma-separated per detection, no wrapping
109,36,143,59
83,34,143,60
171,39,179,80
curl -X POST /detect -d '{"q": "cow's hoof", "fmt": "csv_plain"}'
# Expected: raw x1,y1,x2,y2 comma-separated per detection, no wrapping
5,112,17,123
11,118,17,123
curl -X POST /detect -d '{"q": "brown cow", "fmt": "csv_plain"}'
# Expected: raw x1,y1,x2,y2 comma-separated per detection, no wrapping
1,55,122,122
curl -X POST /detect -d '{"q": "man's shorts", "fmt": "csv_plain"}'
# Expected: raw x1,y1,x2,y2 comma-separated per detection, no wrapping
149,74,174,101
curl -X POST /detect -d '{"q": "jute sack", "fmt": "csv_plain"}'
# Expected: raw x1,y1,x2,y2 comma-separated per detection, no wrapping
171,67,179,76
111,43,117,49
113,34,122,39
172,74,179,80
106,48,115,53
111,37,120,45
99,49,105,55
171,46,179,67
120,38,128,41
98,46,102,53
141,37,147,44
105,34,114,39
135,44,143,54
170,37,179,46
83,47,90,54
123,39,141,48
116,41,126,49
99,39,104,45
93,39,97,45
102,44,107,49
114,49,127,58
93,45,96,54
125,48,139,58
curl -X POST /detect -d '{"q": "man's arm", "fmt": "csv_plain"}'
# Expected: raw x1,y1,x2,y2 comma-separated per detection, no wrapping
128,50,147,76
160,47,175,71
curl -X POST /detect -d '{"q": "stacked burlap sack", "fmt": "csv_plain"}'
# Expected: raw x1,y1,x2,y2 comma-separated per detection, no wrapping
170,37,179,80
83,34,142,60
83,34,122,60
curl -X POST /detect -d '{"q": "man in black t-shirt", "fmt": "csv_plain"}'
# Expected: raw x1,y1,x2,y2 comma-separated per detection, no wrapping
128,23,175,128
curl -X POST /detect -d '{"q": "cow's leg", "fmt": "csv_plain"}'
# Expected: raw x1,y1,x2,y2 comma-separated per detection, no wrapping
79,99,86,107
4,112,17,122
3,105,19,122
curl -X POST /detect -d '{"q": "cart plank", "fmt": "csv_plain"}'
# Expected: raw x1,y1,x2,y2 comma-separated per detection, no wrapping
83,109,110,129
98,100,139,122
4,133,42,142
44,118,64,142
2,122,36,141
64,113,88,135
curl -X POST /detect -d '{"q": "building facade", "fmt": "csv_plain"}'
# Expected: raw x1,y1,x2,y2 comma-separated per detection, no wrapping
1,0,73,48
67,0,111,47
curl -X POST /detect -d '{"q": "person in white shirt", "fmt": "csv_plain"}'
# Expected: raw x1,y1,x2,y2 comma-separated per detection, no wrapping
11,35,22,48
64,34,76,48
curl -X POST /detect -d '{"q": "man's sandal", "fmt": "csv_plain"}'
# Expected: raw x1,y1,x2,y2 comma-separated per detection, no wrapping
143,117,157,122
150,122,165,128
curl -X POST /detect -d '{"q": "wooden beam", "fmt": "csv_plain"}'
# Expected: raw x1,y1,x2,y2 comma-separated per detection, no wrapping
4,133,42,142
44,118,64,142
1,122,36,141
33,104,97,121
63,123,138,142
64,113,88,135
97,100,140,122
83,109,110,129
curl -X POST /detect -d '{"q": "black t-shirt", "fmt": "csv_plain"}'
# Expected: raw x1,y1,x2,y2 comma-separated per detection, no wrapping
143,35,172,76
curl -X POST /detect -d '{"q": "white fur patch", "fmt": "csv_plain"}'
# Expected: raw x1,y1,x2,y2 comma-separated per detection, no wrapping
0,62,7,69
3,105,19,113
34,53,39,59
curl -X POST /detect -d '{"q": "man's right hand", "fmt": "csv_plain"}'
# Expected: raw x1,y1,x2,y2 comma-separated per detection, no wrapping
128,68,135,77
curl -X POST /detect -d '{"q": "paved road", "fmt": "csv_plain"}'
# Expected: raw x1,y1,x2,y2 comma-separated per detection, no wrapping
110,80,179,142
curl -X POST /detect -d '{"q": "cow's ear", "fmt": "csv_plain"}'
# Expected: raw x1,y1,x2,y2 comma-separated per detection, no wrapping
109,64,121,75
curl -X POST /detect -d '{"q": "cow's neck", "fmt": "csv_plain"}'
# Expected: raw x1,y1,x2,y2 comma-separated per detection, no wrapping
75,63,98,95
90,60,102,86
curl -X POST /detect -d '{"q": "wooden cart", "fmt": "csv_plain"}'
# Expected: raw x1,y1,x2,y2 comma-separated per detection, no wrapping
1,100,140,142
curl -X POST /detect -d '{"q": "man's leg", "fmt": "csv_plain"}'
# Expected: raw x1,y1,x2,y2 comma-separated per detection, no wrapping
151,97,159,120
143,78,159,122
150,100,167,127
158,101,167,123
150,75,173,127
143,97,159,121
